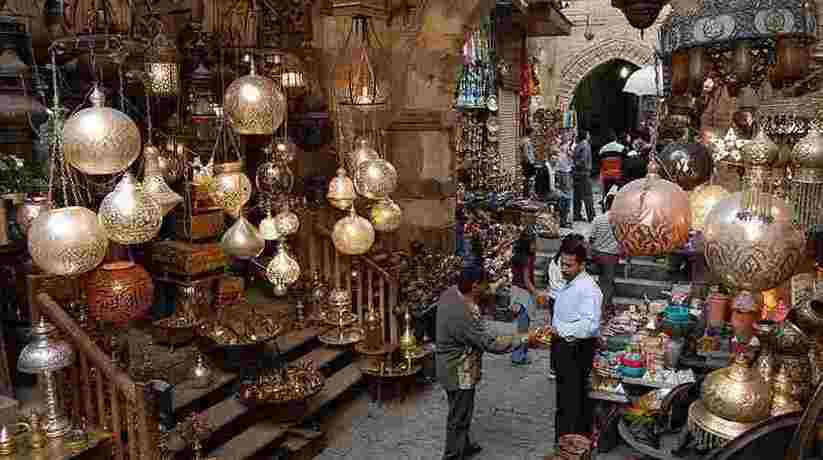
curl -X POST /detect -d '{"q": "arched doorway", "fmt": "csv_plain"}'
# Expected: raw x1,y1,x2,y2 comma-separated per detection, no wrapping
571,59,640,155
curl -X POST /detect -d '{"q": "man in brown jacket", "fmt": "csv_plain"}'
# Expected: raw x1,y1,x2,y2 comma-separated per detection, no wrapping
435,268,529,460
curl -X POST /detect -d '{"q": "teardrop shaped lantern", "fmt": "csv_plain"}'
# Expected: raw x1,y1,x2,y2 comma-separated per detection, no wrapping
327,168,357,210
274,207,300,237
63,85,141,175
256,161,294,196
266,241,301,289
370,198,402,232
210,162,252,218
223,56,286,135
28,206,108,276
98,173,163,245
220,216,264,259
332,206,375,255
259,211,282,240
143,147,183,216
354,158,397,200
346,137,379,172
610,162,691,256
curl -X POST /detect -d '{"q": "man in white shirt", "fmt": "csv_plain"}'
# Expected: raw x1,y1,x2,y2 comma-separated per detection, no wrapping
549,241,603,439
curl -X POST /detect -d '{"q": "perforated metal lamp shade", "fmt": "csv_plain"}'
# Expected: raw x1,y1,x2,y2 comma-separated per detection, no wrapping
18,318,75,374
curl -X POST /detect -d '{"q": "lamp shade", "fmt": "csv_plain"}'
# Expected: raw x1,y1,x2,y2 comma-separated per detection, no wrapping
354,158,397,200
370,198,402,232
327,168,357,210
332,206,375,255
210,162,252,218
689,184,730,232
98,173,163,245
224,66,286,135
18,318,75,374
220,216,265,259
28,206,108,276
86,261,155,327
266,241,301,288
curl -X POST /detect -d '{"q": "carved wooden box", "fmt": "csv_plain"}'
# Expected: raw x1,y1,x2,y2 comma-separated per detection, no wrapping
150,241,228,276
168,207,225,241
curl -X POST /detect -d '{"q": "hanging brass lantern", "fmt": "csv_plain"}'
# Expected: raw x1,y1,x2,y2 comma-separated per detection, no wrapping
144,31,179,96
658,142,714,191
16,196,51,237
689,184,730,232
143,147,183,216
333,15,390,109
790,122,823,231
158,138,184,184
210,161,252,218
346,137,379,172
63,85,141,175
610,0,668,34
270,52,308,98
98,173,163,245
259,211,281,241
220,216,264,259
274,207,300,237
354,158,397,200
265,241,301,289
223,56,286,135
370,198,402,232
609,162,691,256
28,206,108,276
327,168,357,210
332,205,375,255
272,138,298,164
255,161,294,196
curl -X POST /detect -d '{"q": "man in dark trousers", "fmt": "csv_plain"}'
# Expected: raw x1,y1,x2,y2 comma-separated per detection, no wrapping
549,241,603,439
436,268,528,460
572,130,595,222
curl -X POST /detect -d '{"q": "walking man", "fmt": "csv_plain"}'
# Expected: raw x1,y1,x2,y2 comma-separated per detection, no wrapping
436,268,528,459
572,130,595,222
590,189,620,317
550,242,602,439
521,127,537,197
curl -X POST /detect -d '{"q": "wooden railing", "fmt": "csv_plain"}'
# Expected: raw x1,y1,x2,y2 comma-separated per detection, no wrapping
298,208,401,345
32,293,158,460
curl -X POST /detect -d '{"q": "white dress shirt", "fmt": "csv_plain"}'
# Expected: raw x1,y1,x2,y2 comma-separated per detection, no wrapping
547,259,565,300
552,271,603,339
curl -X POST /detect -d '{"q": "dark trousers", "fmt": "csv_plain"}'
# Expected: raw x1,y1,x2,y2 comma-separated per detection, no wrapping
552,338,596,439
600,176,621,209
444,388,475,460
573,175,595,222
593,251,618,315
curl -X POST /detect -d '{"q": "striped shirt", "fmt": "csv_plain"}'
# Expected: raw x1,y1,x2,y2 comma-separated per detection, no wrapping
590,212,620,255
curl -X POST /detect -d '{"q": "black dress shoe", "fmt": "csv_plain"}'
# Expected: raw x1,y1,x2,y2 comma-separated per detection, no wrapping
465,443,483,457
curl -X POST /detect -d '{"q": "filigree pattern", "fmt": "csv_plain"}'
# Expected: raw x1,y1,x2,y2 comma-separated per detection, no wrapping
63,107,141,175
209,170,252,217
99,173,163,245
28,207,108,276
354,159,397,200
224,74,286,135
87,261,154,327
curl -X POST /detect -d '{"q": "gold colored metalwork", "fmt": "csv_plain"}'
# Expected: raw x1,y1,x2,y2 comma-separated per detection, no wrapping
354,158,397,200
265,241,301,289
144,31,179,96
238,364,324,404
332,205,375,255
327,168,357,210
689,184,730,232
209,162,252,218
220,216,264,259
224,57,286,135
370,198,402,232
99,173,163,245
28,206,108,276
700,354,771,424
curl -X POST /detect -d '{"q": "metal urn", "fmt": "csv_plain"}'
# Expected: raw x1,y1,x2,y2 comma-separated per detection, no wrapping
17,317,75,438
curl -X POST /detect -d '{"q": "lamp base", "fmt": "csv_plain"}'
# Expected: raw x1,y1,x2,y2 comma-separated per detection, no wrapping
45,415,71,438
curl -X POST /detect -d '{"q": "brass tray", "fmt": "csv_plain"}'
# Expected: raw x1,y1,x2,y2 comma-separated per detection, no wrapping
318,327,364,346
322,310,358,328
196,304,284,348
362,363,422,378
152,315,203,351
237,366,325,405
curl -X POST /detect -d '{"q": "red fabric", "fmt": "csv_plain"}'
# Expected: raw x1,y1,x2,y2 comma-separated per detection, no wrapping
600,157,622,179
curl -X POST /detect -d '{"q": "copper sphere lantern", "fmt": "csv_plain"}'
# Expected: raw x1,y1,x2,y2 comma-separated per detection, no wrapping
611,0,668,34
658,142,714,191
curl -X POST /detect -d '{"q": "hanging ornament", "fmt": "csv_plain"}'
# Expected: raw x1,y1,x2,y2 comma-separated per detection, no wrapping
255,161,294,196
332,206,375,255
266,241,301,290
143,146,183,216
98,173,163,245
210,161,252,218
370,198,402,232
63,85,141,175
28,206,108,276
611,0,667,36
354,158,397,200
220,215,265,259
16,196,51,237
157,145,183,184
333,16,390,109
346,137,379,172
690,184,730,232
327,168,357,210
658,142,714,191
223,55,286,135
274,206,300,237
259,211,281,240
144,30,180,97
609,162,691,256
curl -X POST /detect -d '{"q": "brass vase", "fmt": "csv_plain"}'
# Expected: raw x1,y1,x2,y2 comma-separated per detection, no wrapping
363,306,382,351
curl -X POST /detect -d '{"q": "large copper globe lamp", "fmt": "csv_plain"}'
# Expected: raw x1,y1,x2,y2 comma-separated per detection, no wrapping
703,191,805,291
28,206,108,276
223,56,286,135
63,86,141,175
609,162,691,256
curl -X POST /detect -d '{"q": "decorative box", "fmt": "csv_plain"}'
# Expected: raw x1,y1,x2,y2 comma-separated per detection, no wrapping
150,241,228,276
169,207,224,241
216,276,245,306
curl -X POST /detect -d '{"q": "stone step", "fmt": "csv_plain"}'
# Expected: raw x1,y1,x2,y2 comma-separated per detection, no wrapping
206,361,363,460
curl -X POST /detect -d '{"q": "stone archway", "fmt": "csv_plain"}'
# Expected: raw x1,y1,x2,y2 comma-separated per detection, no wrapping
556,37,656,110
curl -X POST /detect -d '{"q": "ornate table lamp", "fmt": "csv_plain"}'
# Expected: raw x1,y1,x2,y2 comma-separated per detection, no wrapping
17,317,75,438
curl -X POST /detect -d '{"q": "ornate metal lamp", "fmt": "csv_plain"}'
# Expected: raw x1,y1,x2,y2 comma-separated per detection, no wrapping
327,168,357,210
790,114,823,232
224,54,286,135
18,318,75,438
220,216,264,259
333,15,390,110
266,240,301,294
144,29,179,96
28,206,108,276
611,0,668,36
332,205,375,255
98,173,163,245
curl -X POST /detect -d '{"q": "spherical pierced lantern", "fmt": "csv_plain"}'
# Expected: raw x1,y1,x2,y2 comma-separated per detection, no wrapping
370,198,402,232
703,191,805,291
256,161,294,196
86,261,154,327
354,158,397,200
259,211,281,240
658,142,714,191
224,62,286,135
210,162,252,218
220,216,265,259
690,184,730,232
610,162,691,256
332,206,375,255
98,173,162,245
327,168,357,210
346,137,379,171
28,206,108,276
144,32,179,96
272,138,298,164
274,208,300,237
63,86,141,175
266,241,300,288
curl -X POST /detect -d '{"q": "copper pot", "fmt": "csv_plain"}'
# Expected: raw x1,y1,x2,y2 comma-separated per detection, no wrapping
86,261,154,327
707,292,730,327
671,51,689,96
